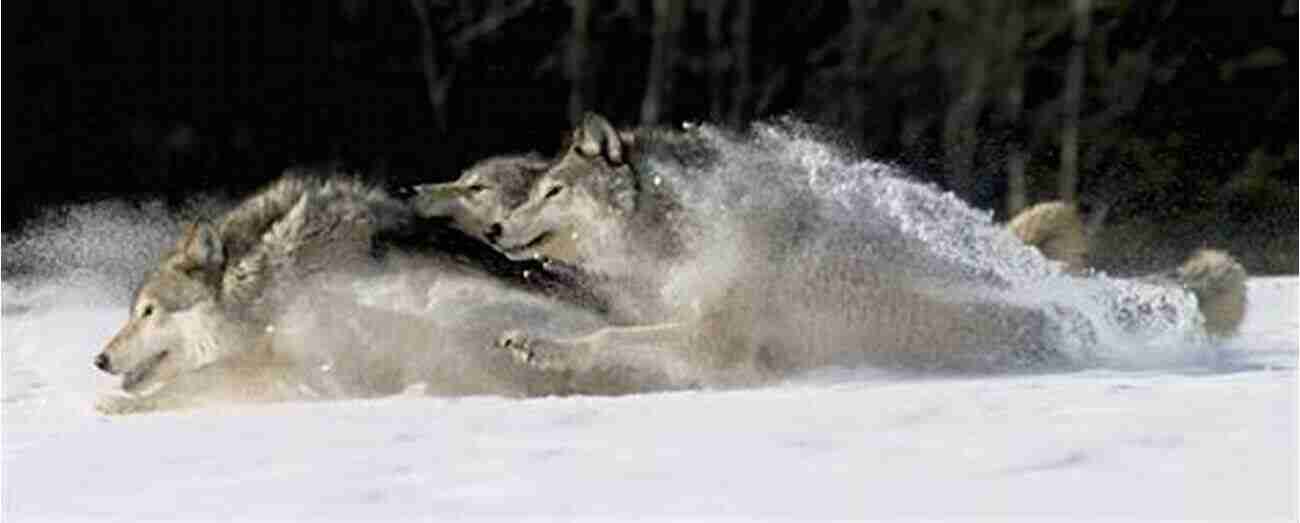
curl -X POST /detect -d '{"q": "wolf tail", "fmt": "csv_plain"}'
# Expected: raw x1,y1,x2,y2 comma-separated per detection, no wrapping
1007,201,1089,274
1158,249,1248,337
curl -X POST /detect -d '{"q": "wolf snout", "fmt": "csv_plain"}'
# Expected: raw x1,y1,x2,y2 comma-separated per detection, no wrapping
484,223,504,244
94,353,112,373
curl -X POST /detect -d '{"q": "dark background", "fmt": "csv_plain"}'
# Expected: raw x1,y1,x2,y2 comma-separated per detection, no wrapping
6,0,1297,272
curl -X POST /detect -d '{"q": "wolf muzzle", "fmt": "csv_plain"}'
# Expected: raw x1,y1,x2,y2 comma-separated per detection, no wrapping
94,352,112,372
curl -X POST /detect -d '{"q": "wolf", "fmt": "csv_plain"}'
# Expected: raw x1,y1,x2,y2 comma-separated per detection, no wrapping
409,153,553,245
405,152,619,318
487,115,699,275
93,172,608,414
1007,201,1248,336
93,283,614,414
94,176,405,394
475,114,1260,389
472,114,1082,391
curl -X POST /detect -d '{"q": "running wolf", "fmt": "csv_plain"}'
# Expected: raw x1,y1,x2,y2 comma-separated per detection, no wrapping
479,114,1077,390
1007,201,1248,336
92,172,605,414
94,175,409,396
475,114,1256,389
487,114,697,273
406,153,614,314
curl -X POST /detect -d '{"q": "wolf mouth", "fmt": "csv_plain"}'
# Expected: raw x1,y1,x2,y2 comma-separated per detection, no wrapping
500,231,553,257
122,350,169,391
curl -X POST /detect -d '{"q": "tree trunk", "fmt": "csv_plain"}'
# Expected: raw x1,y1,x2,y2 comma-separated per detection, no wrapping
641,0,685,125
846,0,875,145
1001,6,1029,217
942,54,987,199
705,0,729,122
568,0,592,123
1004,72,1027,216
942,91,983,198
1005,150,1028,216
1059,0,1091,202
727,0,752,128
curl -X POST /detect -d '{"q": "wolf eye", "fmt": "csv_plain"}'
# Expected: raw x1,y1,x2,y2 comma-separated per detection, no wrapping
140,304,155,318
467,184,488,194
543,185,564,199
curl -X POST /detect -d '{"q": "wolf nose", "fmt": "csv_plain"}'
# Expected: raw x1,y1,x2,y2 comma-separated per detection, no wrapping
94,353,111,372
484,223,503,244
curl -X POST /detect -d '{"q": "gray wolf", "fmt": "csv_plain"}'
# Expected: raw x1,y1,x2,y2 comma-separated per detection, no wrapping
406,152,614,316
93,172,607,414
487,115,701,276
94,175,409,395
93,285,611,414
1007,201,1248,336
477,114,1077,391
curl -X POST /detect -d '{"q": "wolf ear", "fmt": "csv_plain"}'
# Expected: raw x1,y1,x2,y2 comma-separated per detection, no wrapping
180,221,225,271
573,113,628,165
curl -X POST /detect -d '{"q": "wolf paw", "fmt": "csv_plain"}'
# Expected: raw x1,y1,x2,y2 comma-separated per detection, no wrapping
494,330,570,372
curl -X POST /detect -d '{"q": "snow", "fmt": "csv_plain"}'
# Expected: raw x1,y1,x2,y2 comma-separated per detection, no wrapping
2,277,1295,521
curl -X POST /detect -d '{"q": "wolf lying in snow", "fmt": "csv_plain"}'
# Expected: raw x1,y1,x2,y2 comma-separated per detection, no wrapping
93,173,610,414
1006,200,1247,336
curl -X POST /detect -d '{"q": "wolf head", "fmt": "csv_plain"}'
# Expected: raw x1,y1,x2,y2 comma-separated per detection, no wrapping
95,222,248,392
493,113,641,265
410,154,551,245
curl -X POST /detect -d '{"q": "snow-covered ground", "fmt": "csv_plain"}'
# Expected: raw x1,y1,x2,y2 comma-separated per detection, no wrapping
2,276,1295,521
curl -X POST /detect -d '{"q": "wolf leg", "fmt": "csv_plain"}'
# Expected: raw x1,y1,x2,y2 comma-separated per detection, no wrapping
496,322,692,372
492,322,718,393
496,329,586,372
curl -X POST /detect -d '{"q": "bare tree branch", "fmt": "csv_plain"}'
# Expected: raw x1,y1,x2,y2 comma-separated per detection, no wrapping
1058,0,1091,203
410,0,451,132
450,0,536,51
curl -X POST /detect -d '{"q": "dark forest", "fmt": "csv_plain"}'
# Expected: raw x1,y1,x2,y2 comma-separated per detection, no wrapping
7,0,1297,272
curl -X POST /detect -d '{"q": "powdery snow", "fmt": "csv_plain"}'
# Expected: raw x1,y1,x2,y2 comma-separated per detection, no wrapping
2,278,1296,521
